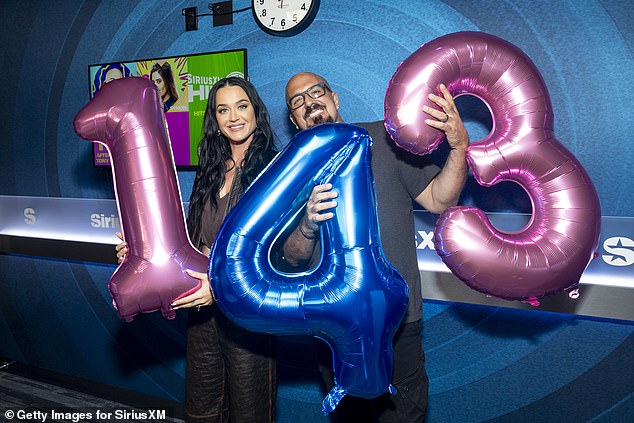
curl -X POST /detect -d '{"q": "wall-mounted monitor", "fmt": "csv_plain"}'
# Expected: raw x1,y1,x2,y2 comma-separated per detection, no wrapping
88,48,248,168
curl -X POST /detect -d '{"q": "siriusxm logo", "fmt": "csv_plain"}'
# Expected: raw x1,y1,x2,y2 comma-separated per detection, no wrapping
602,237,634,266
90,213,121,229
416,230,435,250
24,207,36,224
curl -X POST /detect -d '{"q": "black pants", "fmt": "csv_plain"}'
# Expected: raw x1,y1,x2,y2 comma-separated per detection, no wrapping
185,304,277,423
317,319,428,423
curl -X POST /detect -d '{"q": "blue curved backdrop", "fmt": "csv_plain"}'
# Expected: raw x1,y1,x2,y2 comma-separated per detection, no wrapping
0,1,632,422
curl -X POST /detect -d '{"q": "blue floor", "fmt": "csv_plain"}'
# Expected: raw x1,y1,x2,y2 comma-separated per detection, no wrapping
273,301,634,422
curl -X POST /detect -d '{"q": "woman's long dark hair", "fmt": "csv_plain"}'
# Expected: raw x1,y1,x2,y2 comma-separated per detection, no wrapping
150,62,179,102
187,77,277,249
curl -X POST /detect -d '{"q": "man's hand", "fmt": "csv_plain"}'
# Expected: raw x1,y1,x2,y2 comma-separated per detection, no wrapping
416,83,469,214
423,83,469,152
299,183,338,238
281,183,338,267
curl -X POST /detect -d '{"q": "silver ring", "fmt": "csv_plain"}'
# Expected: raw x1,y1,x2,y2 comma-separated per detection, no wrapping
441,113,449,123
197,306,201,311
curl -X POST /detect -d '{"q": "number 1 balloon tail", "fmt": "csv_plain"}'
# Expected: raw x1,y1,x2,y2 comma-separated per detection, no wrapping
210,124,408,413
386,32,601,302
74,77,209,322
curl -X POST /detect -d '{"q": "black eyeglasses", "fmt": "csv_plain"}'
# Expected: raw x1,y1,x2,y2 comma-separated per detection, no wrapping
287,83,331,110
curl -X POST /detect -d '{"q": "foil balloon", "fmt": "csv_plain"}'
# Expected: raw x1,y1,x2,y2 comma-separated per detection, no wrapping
74,77,208,321
209,123,408,414
385,31,601,302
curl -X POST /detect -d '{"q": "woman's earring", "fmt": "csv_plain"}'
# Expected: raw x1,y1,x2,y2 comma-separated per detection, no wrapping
216,130,221,137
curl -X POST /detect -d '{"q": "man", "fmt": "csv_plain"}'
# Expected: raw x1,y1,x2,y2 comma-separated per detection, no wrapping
281,72,469,422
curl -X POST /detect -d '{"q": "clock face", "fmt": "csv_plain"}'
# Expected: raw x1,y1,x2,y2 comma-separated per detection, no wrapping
252,0,319,37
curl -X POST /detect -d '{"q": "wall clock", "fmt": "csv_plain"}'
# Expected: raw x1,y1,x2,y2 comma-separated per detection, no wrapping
252,0,320,37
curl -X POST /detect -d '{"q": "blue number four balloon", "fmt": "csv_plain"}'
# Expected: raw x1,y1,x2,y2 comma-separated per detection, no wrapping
209,123,408,413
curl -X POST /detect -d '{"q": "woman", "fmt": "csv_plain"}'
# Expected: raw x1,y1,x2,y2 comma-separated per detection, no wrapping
117,77,278,422
150,62,179,112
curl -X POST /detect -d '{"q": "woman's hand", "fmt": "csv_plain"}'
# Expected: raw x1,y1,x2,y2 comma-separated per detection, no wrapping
114,232,128,264
171,269,214,310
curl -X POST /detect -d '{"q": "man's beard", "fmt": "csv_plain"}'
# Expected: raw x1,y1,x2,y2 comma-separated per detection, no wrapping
304,104,334,126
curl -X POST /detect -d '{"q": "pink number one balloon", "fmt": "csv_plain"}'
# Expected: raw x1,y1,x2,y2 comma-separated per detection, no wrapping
385,32,601,302
74,77,209,321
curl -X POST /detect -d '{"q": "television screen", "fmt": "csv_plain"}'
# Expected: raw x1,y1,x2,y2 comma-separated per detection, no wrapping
88,48,248,168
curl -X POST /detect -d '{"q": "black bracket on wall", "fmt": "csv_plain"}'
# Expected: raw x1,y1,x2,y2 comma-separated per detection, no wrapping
182,1,252,32
183,6,199,31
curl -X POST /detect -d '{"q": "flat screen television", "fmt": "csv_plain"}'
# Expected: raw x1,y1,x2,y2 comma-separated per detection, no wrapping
87,48,248,168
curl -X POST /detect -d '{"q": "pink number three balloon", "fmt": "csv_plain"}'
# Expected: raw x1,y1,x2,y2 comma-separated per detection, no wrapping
385,32,601,302
74,77,209,321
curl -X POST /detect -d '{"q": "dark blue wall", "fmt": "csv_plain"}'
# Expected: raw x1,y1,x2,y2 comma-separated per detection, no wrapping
1,1,633,421
2,0,633,215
